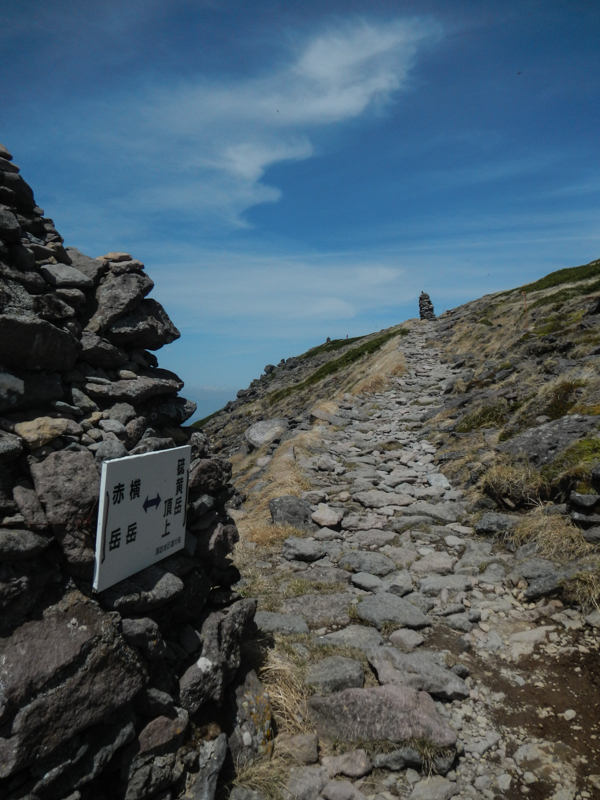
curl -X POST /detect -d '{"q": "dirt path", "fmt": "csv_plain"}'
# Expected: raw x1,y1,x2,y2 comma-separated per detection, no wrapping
231,324,600,800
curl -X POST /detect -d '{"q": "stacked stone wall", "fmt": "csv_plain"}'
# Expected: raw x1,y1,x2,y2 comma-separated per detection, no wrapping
0,143,256,800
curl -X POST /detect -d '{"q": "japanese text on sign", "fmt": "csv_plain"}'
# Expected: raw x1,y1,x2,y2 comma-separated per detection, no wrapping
93,445,191,592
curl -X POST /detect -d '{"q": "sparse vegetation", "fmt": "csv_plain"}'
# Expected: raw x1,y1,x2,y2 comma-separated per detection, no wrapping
481,458,547,507
517,258,600,293
268,329,408,405
455,400,509,432
511,506,593,563
300,335,364,359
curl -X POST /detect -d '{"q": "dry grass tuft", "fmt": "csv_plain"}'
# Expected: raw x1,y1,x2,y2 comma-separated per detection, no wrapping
511,506,593,564
237,520,310,546
233,754,288,800
561,558,600,611
481,458,547,507
259,649,312,736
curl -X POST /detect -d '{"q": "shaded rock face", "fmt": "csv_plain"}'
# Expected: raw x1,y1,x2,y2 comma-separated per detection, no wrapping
419,292,435,321
0,143,253,800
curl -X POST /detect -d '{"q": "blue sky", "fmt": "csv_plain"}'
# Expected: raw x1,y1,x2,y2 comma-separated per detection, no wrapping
2,1,600,419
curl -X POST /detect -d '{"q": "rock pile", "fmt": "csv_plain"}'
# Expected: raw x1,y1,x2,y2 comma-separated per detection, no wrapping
418,292,435,321
0,144,260,799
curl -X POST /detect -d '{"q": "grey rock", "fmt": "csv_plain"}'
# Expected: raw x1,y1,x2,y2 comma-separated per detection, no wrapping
419,574,473,596
0,206,21,244
474,512,517,536
372,746,422,770
107,298,180,350
184,733,227,800
315,625,384,651
523,572,563,601
0,430,23,461
0,528,51,561
408,501,463,524
389,628,424,651
39,263,93,289
254,611,309,635
245,418,289,450
338,550,396,576
100,564,185,614
71,387,99,413
0,313,78,371
284,765,329,800
86,271,154,334
94,437,128,464
350,529,397,547
85,374,180,405
498,414,600,465
128,436,175,455
464,731,501,756
322,749,372,778
106,402,137,425
282,593,351,626
409,776,458,800
282,537,325,562
306,657,364,694
79,331,128,369
367,647,469,700
269,495,315,528
351,572,383,591
121,617,166,660
583,526,600,543
380,569,413,596
228,670,273,766
12,479,48,530
275,733,319,764
444,613,473,632
357,592,431,629
65,247,109,284
308,685,457,747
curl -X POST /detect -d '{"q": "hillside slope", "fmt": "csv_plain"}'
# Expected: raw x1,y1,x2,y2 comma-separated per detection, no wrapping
204,258,600,800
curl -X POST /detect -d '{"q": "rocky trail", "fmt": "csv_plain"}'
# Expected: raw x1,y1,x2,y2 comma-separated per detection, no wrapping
228,324,600,800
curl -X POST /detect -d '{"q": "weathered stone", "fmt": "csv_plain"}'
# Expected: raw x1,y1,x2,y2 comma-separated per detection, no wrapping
189,457,232,498
380,569,413,596
0,430,22,461
245,418,289,450
79,330,128,369
411,551,454,577
84,375,180,405
0,314,78,371
121,617,167,660
12,479,48,530
184,733,228,800
94,437,128,464
308,686,457,747
322,749,371,778
0,598,143,778
274,733,319,764
409,776,458,800
338,550,396,576
367,647,470,700
354,490,413,509
269,495,315,528
30,449,99,528
228,670,273,766
315,625,384,651
306,657,364,694
178,599,257,713
0,369,25,412
311,504,344,528
282,536,325,562
254,611,309,635
65,247,109,284
0,528,50,562
86,271,154,334
498,414,600,465
419,574,473,597
408,501,463,524
99,564,185,614
107,298,180,350
351,572,383,592
350,529,397,548
281,593,351,626
357,593,431,629
474,512,517,536
39,263,93,289
0,205,21,244
389,628,424,652
14,416,83,450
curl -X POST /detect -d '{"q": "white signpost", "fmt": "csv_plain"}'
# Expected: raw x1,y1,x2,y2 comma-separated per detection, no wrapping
93,445,191,592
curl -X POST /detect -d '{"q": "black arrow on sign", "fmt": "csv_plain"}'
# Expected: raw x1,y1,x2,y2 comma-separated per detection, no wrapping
143,493,161,513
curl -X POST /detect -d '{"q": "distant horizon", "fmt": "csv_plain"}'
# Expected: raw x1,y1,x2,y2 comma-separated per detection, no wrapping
2,0,599,422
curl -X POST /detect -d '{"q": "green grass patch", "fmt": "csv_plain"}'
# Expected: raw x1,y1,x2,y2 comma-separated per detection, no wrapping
517,258,600,293
300,335,364,359
455,400,509,432
541,435,600,494
535,309,585,336
192,408,223,428
530,278,600,309
544,380,586,420
268,329,408,405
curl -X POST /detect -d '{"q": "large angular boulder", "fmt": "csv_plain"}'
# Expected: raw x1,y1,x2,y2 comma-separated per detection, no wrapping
107,298,180,350
0,314,78,371
86,271,154,334
366,648,470,701
308,685,457,748
244,418,289,450
498,414,600,466
269,495,314,528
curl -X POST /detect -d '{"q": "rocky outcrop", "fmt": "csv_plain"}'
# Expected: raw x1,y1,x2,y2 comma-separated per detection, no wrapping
0,144,258,800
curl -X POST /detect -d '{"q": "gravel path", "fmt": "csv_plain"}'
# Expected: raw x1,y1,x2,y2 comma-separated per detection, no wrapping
234,324,600,800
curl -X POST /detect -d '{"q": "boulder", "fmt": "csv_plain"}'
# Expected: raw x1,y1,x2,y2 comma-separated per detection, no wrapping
0,430,23,462
366,647,470,700
86,271,154,334
306,657,364,694
14,416,83,450
39,262,93,289
254,611,309,635
245,418,289,450
269,495,314,528
107,298,180,350
338,550,396,576
308,685,457,748
357,592,431,629
281,593,351,627
315,625,384,651
30,450,99,528
498,414,600,465
65,247,109,283
0,314,78,371
79,331,128,368
84,375,180,405
311,504,344,528
0,529,51,562
282,536,325,562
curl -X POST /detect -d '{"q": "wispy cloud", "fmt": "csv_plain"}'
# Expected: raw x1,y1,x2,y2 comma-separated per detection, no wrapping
40,17,438,230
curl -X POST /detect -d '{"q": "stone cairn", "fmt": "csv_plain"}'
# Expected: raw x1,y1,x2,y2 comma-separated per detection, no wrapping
0,143,265,800
418,291,435,321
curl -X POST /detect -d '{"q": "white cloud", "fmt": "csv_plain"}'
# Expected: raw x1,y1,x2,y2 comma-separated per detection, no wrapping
56,17,437,227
